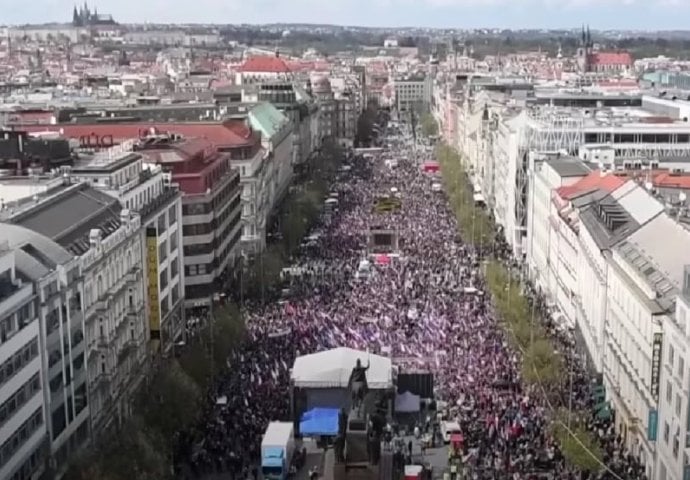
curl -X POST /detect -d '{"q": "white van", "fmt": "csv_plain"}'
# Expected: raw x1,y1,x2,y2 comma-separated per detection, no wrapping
355,259,372,280
441,420,462,444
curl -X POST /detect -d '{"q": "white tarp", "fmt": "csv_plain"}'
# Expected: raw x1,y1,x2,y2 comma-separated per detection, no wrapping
291,347,393,389
395,391,421,413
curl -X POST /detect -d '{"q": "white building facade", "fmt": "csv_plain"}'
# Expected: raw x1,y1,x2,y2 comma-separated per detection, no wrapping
0,245,47,480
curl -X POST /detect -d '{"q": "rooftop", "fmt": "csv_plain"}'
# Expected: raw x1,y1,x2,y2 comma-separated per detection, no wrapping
238,56,291,74
579,193,640,250
72,150,141,173
623,214,690,294
7,183,123,256
611,180,665,225
548,157,592,178
555,170,627,200
19,120,258,149
2,223,74,280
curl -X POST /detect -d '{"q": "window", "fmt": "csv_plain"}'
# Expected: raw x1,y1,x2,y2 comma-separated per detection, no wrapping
170,258,179,280
1,338,39,389
679,357,685,379
160,268,168,290
169,233,178,254
1,407,43,469
677,394,683,417
157,213,167,234
667,381,673,403
158,240,167,262
664,421,670,444
0,373,41,430
168,205,177,226
669,344,675,367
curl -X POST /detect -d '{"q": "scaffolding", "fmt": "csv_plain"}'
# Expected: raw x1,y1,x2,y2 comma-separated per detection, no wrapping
524,107,586,154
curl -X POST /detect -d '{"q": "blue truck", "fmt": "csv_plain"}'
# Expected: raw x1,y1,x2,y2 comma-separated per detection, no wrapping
261,422,295,480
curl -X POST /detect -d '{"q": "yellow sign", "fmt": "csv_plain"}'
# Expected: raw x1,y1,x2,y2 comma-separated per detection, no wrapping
146,235,160,333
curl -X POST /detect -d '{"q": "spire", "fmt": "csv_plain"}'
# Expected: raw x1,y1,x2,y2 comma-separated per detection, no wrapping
586,25,591,47
73,5,79,25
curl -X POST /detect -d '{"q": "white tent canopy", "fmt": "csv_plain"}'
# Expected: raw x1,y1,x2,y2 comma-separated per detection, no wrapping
291,347,393,389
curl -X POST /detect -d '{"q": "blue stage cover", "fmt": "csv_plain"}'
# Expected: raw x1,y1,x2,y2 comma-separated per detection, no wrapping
299,408,339,436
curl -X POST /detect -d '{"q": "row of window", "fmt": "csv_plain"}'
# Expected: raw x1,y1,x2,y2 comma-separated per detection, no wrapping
185,211,241,278
0,407,43,470
158,255,180,291
182,194,241,238
159,234,179,263
583,133,690,144
51,383,87,441
0,373,41,429
156,204,178,233
9,442,43,480
0,338,39,390
0,302,33,346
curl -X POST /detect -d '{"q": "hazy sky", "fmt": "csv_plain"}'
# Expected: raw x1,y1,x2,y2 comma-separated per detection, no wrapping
5,0,690,30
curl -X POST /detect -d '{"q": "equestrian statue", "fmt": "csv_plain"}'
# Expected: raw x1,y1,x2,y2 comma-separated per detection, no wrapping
348,358,370,414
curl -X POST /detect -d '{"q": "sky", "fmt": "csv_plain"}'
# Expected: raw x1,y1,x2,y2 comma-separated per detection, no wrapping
4,0,690,30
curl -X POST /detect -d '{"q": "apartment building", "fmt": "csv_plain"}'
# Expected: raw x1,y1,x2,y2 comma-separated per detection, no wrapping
0,244,47,480
607,207,690,473
248,102,293,227
448,84,690,260
525,154,591,295
656,269,690,480
435,77,690,480
70,146,184,353
2,178,148,441
256,82,321,166
548,170,627,371
393,75,433,113
1,222,87,475
139,136,241,309
312,76,358,147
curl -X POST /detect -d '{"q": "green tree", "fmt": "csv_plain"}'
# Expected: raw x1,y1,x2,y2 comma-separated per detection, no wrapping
212,303,246,366
179,341,213,390
551,409,604,472
420,113,439,138
140,361,201,443
64,417,168,480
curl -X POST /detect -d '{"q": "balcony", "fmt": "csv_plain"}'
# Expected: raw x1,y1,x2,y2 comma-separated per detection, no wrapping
127,303,144,319
125,264,142,284
97,335,110,349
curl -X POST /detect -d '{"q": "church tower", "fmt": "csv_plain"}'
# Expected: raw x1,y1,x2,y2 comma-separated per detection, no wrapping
576,24,592,72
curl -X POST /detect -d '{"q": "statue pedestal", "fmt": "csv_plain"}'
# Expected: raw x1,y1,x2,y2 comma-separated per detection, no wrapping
345,409,369,464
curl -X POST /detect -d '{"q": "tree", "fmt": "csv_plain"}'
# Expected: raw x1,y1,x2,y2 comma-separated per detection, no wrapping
356,101,380,147
64,417,168,480
212,303,245,366
420,113,439,138
551,409,604,472
179,303,245,390
140,361,202,443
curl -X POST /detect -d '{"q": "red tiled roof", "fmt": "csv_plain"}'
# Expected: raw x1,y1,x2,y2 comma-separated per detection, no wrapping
653,172,690,189
238,56,291,73
555,170,626,200
588,52,633,66
20,121,257,148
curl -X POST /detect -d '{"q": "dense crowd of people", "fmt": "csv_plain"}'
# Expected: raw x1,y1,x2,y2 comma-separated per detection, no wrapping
176,121,646,480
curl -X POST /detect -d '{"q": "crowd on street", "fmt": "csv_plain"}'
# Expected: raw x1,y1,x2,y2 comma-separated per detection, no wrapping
176,121,647,480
